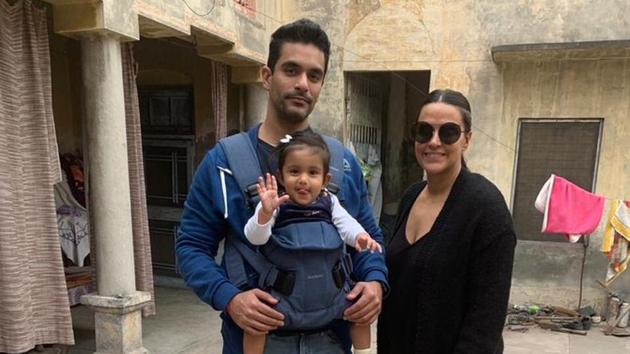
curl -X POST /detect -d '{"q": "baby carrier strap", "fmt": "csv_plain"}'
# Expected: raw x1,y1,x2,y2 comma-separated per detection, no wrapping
218,132,262,208
225,240,296,295
321,135,345,200
264,220,353,329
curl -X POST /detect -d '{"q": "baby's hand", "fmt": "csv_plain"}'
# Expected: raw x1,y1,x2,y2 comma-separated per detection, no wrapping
257,173,289,224
354,233,382,253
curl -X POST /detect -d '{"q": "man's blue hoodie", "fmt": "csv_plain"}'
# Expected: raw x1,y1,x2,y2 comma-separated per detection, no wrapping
176,124,389,354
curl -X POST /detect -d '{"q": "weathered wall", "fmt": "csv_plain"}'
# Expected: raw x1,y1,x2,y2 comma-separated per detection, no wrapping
134,0,277,66
280,1,347,138
293,0,630,195
244,83,267,129
503,58,630,309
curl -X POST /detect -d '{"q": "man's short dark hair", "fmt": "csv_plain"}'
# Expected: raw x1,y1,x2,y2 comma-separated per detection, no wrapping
267,18,331,74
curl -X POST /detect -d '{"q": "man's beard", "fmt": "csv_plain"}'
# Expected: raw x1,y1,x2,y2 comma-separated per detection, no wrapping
275,92,313,124
278,103,310,123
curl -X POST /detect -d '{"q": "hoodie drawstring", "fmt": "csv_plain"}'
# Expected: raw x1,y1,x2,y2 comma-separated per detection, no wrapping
217,166,232,219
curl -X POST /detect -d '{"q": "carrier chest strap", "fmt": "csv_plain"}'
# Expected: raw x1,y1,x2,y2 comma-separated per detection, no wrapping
219,132,262,208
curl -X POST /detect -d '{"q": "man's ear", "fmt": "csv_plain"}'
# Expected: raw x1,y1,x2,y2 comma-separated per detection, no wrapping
261,66,272,91
323,172,332,189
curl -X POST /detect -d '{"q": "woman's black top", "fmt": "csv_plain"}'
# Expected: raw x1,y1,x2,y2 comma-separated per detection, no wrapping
377,169,516,354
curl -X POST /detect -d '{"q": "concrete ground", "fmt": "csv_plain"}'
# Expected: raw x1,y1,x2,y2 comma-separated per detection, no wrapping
504,327,630,354
60,286,630,354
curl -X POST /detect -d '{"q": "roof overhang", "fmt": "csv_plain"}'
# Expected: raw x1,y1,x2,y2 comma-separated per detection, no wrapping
492,40,630,63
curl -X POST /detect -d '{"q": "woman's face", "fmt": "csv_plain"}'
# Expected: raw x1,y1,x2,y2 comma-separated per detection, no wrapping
414,102,471,177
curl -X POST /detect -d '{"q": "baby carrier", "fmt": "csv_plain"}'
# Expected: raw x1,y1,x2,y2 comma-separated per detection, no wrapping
219,132,354,330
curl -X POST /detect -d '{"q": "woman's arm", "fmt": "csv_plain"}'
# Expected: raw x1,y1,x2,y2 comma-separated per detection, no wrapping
454,205,516,353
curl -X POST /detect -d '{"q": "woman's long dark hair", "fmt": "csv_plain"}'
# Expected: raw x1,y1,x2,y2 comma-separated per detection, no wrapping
417,89,472,169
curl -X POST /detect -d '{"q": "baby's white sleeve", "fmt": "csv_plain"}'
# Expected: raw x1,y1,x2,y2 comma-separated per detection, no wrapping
243,202,277,245
330,194,366,247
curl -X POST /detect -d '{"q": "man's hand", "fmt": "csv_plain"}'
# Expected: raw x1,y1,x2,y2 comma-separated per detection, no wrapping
225,289,285,335
343,281,383,326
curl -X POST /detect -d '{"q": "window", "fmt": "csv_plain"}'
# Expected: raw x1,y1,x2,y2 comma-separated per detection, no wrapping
139,88,193,134
512,119,602,242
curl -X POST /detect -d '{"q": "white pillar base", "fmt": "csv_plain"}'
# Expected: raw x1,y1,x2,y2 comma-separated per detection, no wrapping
81,292,151,354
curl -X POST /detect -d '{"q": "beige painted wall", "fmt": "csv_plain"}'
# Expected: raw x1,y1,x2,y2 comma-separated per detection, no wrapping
244,83,267,129
134,0,279,65
501,59,630,202
502,58,630,308
279,1,347,138
282,0,630,197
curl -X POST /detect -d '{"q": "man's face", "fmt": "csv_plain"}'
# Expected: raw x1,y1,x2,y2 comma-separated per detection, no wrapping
262,42,326,124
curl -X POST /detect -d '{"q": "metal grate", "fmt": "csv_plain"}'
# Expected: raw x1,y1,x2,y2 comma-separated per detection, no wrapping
350,123,379,145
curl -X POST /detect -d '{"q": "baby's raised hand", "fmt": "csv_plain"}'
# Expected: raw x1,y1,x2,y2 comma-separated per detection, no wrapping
354,233,383,253
256,173,290,223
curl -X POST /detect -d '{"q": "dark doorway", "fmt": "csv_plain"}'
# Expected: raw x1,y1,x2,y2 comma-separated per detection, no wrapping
139,87,195,277
344,70,430,239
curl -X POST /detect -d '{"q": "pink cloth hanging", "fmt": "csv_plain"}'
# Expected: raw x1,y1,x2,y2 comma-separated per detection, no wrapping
535,174,605,242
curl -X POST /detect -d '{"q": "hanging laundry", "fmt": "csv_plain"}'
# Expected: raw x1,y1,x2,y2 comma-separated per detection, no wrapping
57,207,90,267
602,200,630,286
54,173,90,266
534,174,606,242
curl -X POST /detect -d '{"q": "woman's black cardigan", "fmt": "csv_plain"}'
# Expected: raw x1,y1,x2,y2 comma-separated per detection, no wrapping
378,169,517,354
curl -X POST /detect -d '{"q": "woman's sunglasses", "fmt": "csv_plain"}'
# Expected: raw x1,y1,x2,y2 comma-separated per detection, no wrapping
412,121,465,145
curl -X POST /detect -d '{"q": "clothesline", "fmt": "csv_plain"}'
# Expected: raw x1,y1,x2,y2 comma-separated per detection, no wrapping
546,176,628,202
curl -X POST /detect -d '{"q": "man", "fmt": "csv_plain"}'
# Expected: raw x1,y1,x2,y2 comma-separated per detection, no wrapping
176,18,388,353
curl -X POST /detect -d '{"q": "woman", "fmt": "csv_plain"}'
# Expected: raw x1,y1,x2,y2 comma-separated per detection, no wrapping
377,89,516,354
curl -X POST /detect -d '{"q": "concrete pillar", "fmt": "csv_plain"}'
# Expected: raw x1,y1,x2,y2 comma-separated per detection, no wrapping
79,34,150,354
244,83,267,129
81,35,136,296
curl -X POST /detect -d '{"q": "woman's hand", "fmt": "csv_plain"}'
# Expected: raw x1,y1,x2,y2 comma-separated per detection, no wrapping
256,173,290,224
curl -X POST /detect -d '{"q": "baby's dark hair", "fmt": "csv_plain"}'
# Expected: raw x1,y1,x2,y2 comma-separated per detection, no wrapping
276,130,330,175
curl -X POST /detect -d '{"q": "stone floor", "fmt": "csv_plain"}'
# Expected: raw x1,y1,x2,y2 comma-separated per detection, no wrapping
504,326,630,354
36,285,630,354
